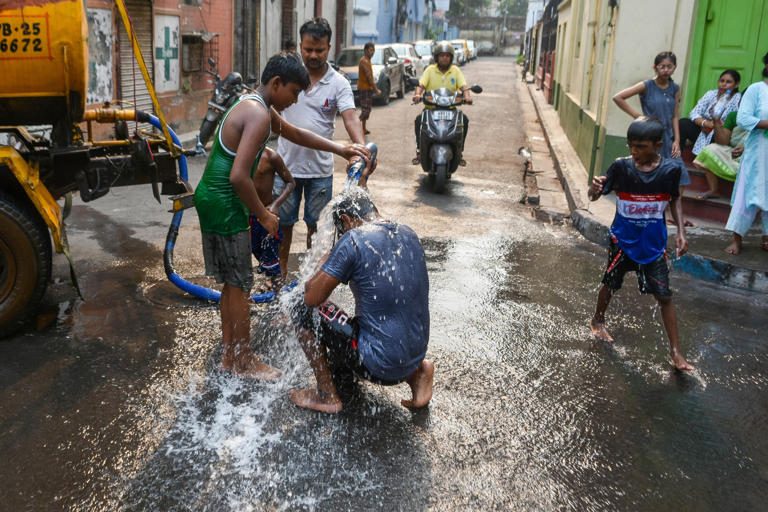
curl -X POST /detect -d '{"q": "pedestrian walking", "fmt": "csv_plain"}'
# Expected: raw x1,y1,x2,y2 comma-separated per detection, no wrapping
358,42,381,135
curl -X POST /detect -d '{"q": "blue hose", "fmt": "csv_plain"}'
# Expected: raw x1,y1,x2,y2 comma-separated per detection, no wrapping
148,114,277,304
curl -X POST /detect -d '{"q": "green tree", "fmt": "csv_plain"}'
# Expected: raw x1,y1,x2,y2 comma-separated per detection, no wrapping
448,0,491,18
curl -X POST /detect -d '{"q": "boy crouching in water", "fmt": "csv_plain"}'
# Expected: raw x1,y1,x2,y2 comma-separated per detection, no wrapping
249,147,295,291
193,53,369,379
588,116,694,372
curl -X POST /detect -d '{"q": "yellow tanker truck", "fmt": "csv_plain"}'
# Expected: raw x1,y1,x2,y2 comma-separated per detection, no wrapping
0,0,187,335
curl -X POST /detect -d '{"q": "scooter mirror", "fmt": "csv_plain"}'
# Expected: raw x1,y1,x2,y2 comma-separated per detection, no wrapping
470,84,483,94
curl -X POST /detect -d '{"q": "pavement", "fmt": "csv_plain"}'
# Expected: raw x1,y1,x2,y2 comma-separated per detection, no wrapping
518,72,768,294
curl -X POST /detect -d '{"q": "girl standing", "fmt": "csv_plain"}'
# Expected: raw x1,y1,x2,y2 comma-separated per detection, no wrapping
613,51,683,162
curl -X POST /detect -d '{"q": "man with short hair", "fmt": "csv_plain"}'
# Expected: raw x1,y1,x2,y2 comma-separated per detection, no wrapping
274,17,366,279
357,42,381,135
288,190,434,414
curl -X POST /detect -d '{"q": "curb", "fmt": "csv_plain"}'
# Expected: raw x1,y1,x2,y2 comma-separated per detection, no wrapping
522,72,767,294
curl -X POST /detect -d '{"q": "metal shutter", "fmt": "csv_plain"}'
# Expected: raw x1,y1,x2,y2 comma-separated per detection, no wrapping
118,0,154,131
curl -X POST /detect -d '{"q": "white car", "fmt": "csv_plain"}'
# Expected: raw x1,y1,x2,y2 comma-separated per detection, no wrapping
389,43,427,82
335,45,406,105
451,42,467,66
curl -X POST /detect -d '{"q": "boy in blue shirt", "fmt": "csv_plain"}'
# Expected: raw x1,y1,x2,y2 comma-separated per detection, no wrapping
588,117,694,371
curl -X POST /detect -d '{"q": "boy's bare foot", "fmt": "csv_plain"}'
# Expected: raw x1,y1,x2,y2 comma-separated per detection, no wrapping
590,320,614,342
724,240,742,255
402,359,434,409
233,355,282,381
671,353,694,372
289,387,343,414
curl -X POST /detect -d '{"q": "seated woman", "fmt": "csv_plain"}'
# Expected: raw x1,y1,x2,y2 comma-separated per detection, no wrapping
692,110,747,199
679,69,742,156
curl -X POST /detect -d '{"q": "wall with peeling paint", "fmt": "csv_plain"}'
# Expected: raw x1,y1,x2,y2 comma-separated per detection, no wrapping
86,8,113,104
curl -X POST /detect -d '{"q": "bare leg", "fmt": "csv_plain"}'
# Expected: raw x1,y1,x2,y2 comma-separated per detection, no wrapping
279,224,294,280
220,284,235,371
656,295,694,372
402,359,434,409
725,232,742,255
290,328,342,413
590,284,615,342
306,224,317,250
697,170,720,199
224,284,282,381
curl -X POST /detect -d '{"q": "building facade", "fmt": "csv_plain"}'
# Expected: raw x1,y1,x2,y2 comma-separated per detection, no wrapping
84,0,355,138
550,0,768,181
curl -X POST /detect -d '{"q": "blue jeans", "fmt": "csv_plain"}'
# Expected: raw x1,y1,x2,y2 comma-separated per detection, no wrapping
273,175,333,229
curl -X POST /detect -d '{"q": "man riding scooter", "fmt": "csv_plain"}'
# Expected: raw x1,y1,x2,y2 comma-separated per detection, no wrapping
412,41,472,166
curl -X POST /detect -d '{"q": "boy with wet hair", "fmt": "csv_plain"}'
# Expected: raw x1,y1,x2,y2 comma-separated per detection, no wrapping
588,116,694,371
194,52,369,380
289,190,433,414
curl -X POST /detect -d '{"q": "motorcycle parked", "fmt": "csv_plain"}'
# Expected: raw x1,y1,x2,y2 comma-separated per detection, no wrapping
414,84,482,192
196,58,256,153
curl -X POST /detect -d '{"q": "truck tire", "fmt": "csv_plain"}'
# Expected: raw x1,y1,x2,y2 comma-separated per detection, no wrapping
0,190,52,338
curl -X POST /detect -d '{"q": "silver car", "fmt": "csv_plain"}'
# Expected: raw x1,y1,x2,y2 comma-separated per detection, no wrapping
335,45,406,105
389,43,427,83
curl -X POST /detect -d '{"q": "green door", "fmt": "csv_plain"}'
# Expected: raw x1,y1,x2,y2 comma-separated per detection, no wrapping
684,0,768,113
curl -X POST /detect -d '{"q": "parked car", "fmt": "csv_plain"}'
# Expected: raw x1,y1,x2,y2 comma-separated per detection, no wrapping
476,40,497,56
389,43,427,86
412,39,435,67
467,39,478,60
451,39,471,65
335,45,406,105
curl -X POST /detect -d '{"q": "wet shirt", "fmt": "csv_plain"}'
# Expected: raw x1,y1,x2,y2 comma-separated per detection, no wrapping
601,157,682,264
277,65,355,178
322,221,430,382
194,94,269,236
419,64,466,93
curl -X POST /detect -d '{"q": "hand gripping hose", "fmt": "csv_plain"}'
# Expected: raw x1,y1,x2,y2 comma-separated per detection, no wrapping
147,114,276,303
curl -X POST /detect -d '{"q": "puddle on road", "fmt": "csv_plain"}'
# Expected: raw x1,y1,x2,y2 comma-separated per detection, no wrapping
4,212,768,510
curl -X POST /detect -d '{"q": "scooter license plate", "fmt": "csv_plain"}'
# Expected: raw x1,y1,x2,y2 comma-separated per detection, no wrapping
432,110,454,121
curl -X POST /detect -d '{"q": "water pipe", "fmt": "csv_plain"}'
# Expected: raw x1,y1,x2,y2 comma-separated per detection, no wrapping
147,114,276,304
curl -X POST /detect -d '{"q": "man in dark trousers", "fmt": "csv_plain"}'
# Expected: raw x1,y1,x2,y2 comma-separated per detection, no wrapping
288,190,434,413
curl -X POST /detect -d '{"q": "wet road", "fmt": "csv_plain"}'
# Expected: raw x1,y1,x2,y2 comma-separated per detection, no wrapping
2,58,768,511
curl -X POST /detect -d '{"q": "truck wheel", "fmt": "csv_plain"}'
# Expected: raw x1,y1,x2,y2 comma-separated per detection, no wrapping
198,119,218,147
432,164,448,193
0,191,52,338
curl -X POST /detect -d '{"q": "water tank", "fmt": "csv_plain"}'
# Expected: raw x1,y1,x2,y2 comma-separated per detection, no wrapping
0,0,88,126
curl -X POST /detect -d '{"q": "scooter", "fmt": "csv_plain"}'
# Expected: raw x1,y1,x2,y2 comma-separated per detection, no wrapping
413,84,482,192
196,58,256,154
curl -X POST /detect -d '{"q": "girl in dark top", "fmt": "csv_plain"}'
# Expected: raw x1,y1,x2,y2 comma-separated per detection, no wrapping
613,51,682,162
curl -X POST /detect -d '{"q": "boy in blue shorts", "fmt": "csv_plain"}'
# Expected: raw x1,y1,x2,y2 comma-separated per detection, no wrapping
194,53,369,379
588,116,694,372
249,147,295,290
